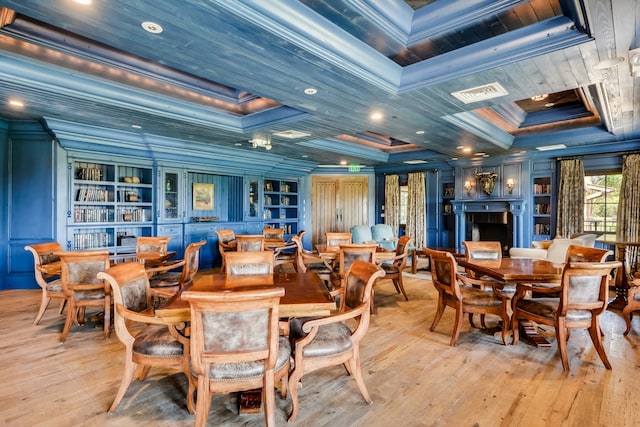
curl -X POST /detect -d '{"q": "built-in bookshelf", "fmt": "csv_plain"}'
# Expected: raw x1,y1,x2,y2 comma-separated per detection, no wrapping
532,176,553,240
67,160,153,253
263,179,299,237
441,181,456,247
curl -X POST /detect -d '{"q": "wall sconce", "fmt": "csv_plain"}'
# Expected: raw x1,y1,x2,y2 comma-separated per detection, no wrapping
464,180,472,196
506,178,515,194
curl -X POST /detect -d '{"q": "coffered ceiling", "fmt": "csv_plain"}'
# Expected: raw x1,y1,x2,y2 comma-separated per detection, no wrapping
0,0,638,169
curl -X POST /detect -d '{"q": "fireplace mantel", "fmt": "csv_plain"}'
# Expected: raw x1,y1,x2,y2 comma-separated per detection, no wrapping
450,199,526,249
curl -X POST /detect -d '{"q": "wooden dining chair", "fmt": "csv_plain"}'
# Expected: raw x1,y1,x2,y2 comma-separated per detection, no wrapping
511,261,622,371
97,262,194,414
325,232,352,248
291,233,332,283
565,245,613,262
57,250,111,342
136,236,172,267
224,250,274,275
425,248,510,346
24,242,66,325
182,287,290,427
288,260,385,422
263,227,285,242
146,240,207,298
329,243,378,292
236,234,265,251
376,236,413,309
215,229,237,271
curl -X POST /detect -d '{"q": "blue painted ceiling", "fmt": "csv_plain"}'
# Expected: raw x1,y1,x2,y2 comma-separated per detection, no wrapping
0,0,638,170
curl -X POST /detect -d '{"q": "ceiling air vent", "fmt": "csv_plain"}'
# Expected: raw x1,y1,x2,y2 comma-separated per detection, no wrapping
451,82,508,104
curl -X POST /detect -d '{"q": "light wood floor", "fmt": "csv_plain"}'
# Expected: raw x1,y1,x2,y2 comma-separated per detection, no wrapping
2,269,640,426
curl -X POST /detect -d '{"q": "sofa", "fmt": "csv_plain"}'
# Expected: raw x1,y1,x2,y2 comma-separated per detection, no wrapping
509,233,599,263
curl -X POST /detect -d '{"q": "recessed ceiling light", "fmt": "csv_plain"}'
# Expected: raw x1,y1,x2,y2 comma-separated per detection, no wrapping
304,88,317,95
536,144,567,151
544,102,555,107
301,155,308,158
456,145,464,150
403,160,427,164
462,147,472,153
370,112,383,121
474,152,486,156
234,143,242,146
141,21,163,34
8,99,24,108
451,157,459,161
73,0,92,4
131,124,142,129
483,154,490,157
530,94,548,101
340,160,348,165
415,130,425,135
272,130,311,139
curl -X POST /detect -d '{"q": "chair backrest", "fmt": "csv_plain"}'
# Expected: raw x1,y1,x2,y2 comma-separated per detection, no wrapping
182,287,285,378
350,225,373,244
463,241,503,262
236,235,265,251
342,260,386,312
58,250,110,296
179,240,207,286
25,242,63,287
371,224,397,250
425,248,461,300
216,229,236,245
97,263,152,340
224,251,275,275
136,236,170,255
263,227,284,242
393,236,413,268
558,261,622,317
338,243,377,276
325,232,352,248
565,245,613,263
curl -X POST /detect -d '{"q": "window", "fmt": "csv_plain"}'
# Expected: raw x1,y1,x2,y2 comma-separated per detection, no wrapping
399,185,408,225
584,173,621,241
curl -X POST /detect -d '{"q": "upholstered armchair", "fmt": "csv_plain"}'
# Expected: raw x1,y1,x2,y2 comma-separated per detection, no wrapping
329,243,377,292
511,261,621,370
287,260,385,422
425,248,510,346
224,250,275,275
291,234,332,283
371,224,398,251
263,227,285,242
146,240,206,299
182,287,290,427
97,263,194,414
57,250,111,342
136,236,172,268
350,225,375,244
24,242,66,325
325,232,352,248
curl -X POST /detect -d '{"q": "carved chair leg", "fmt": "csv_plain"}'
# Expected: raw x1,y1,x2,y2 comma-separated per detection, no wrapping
33,294,51,325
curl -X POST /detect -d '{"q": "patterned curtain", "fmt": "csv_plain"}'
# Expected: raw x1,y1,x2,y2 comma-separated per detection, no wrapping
617,154,640,272
384,174,400,233
556,159,584,238
407,171,426,248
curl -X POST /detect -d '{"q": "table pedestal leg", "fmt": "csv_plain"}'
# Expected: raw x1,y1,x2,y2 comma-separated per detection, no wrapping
608,246,629,311
238,389,262,414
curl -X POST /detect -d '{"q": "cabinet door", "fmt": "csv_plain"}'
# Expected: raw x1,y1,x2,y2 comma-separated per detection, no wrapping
159,168,184,222
245,177,262,221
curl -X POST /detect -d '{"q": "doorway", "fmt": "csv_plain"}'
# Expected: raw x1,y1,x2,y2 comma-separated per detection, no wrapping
311,176,369,245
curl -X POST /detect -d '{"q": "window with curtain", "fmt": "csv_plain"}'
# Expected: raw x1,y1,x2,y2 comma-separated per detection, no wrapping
583,173,621,242
399,185,408,225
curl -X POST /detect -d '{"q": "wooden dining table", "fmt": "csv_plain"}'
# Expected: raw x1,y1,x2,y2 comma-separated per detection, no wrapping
314,244,396,266
457,257,565,347
155,271,336,322
457,258,565,285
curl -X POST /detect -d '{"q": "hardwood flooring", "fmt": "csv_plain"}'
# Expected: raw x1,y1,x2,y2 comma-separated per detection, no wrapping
2,269,640,426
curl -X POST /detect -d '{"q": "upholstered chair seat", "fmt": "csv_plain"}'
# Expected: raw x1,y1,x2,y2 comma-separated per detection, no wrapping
45,279,63,293
289,319,352,357
73,288,106,301
148,271,182,287
132,324,185,357
203,337,290,380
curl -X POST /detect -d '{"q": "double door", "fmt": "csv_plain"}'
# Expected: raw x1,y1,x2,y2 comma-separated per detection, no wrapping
311,176,368,245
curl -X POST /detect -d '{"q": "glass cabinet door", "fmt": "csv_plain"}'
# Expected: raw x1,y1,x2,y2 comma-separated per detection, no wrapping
160,168,183,222
245,177,261,220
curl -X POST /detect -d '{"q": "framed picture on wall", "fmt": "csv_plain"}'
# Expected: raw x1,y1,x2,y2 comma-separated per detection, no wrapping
193,183,214,210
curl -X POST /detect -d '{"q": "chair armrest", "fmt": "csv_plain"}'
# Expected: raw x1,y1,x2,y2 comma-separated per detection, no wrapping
300,302,367,333
116,304,169,325
145,259,185,275
509,247,548,259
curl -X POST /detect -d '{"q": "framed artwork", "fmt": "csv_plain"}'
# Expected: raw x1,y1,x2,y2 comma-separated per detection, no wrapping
193,183,214,210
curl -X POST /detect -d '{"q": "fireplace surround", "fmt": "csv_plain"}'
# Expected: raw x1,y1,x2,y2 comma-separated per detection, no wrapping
450,199,526,251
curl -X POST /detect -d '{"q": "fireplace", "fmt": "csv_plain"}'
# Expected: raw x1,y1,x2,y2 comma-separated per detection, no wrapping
450,199,526,251
465,212,513,256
